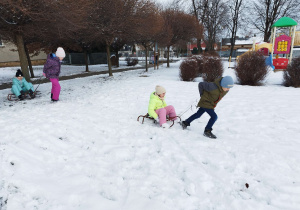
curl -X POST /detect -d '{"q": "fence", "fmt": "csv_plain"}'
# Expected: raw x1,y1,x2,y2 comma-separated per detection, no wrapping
63,53,107,65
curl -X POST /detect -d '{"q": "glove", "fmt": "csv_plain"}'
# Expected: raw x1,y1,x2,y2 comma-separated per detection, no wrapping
154,117,159,124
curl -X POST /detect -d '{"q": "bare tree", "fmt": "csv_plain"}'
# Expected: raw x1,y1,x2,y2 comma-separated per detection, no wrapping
0,0,90,80
0,1,45,80
250,0,300,42
226,0,244,58
160,8,200,67
131,0,163,72
90,0,140,76
193,0,228,51
191,0,204,54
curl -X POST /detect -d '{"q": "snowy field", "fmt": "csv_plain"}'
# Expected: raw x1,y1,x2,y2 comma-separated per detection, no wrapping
0,60,300,210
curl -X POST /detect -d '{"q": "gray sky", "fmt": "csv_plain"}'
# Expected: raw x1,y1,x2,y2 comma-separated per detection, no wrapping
155,0,174,6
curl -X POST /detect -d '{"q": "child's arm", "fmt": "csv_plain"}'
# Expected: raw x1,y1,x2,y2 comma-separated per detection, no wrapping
43,59,53,76
148,99,158,119
12,78,19,86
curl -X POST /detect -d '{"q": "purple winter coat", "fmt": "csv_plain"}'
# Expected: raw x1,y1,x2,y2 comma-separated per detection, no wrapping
43,54,61,79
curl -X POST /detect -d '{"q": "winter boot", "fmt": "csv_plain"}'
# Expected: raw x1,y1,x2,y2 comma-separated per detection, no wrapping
51,98,58,102
180,121,190,130
203,129,217,139
51,93,53,99
29,90,35,99
20,90,25,96
18,95,24,100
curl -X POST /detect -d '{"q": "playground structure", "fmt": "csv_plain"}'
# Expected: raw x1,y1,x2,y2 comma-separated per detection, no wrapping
236,17,298,71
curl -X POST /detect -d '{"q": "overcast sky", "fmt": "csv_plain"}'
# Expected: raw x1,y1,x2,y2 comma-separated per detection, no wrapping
155,0,174,6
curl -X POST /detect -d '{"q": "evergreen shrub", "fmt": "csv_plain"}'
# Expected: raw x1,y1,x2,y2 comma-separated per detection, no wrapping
235,51,268,86
283,57,300,87
201,54,224,82
179,58,198,81
190,55,204,75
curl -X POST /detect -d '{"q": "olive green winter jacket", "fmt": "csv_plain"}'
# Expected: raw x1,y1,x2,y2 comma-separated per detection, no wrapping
197,77,228,109
148,92,167,119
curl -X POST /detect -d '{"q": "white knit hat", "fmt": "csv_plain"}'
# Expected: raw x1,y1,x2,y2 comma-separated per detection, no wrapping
155,85,166,95
55,47,66,58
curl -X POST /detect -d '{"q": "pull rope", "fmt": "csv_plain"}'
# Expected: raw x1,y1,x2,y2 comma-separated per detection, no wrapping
178,100,198,117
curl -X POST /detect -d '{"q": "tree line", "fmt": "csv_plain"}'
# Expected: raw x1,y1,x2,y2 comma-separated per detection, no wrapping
0,0,202,80
1,0,299,81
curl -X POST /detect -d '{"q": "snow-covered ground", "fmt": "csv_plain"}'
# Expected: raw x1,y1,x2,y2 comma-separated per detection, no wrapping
0,60,300,210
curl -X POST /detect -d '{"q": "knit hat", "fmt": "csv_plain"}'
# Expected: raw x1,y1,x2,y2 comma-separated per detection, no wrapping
155,85,166,95
220,76,234,88
16,69,23,77
55,47,66,58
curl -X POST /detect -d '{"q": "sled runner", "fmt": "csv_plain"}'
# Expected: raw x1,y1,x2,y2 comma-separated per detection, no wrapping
7,91,40,101
137,113,181,128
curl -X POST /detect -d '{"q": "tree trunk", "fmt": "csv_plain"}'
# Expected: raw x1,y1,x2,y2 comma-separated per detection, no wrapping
145,47,148,72
197,38,202,54
15,33,30,81
229,37,236,59
192,0,202,54
84,49,89,72
116,50,120,67
106,43,113,76
24,44,34,78
167,46,170,68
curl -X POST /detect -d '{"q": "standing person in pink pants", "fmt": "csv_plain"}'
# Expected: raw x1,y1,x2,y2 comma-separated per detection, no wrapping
148,85,177,128
43,47,65,102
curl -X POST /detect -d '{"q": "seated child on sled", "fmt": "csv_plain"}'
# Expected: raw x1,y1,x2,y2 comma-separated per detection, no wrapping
11,69,35,100
148,85,177,128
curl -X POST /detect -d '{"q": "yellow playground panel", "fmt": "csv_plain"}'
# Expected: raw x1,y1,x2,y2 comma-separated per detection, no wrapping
295,31,300,46
236,43,272,62
255,43,273,52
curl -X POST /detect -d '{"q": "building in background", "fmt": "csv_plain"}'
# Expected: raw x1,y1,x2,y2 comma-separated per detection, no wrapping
0,40,47,67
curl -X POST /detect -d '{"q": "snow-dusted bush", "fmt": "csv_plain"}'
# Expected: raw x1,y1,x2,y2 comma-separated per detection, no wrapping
126,57,138,66
190,55,204,75
283,57,300,87
179,58,198,81
201,54,224,82
235,51,268,86
180,54,223,82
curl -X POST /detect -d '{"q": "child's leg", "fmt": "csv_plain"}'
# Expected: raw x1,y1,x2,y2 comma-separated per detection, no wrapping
204,108,218,131
155,108,167,126
50,78,61,100
23,82,34,92
165,105,177,120
184,107,206,125
11,85,22,96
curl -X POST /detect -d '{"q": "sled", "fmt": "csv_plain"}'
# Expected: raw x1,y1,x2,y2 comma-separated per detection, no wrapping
137,113,181,128
7,91,40,101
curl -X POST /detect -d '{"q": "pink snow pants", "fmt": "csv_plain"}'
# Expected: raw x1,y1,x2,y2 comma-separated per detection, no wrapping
155,105,177,126
50,78,61,100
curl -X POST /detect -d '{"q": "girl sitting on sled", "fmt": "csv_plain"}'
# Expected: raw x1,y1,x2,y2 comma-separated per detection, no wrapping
11,69,35,100
148,85,177,128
